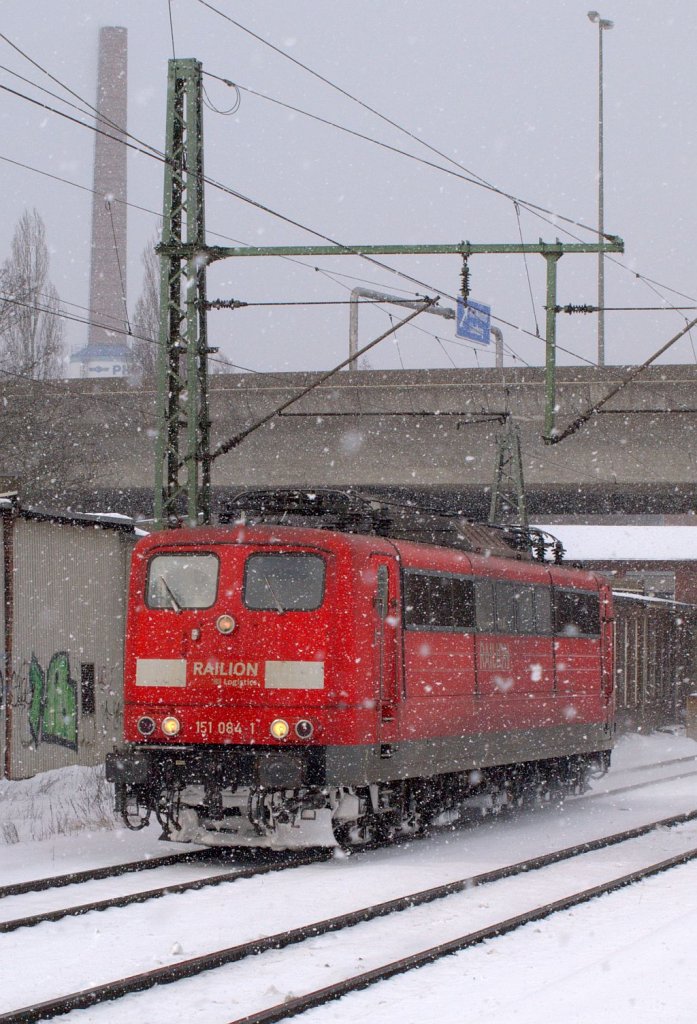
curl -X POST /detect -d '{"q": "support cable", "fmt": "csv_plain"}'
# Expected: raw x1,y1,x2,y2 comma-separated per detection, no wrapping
514,202,540,337
167,0,177,59
105,199,132,336
550,314,697,444
209,300,435,461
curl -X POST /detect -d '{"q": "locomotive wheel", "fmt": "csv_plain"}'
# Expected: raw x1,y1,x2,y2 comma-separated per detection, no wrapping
336,814,379,849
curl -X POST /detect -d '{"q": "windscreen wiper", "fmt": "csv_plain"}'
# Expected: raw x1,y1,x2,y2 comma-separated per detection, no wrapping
263,574,284,614
159,576,182,613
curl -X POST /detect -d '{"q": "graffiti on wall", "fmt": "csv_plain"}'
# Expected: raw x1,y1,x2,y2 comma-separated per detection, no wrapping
28,652,78,750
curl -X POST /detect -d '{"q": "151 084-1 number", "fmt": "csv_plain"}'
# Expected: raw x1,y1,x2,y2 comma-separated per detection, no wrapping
195,720,255,736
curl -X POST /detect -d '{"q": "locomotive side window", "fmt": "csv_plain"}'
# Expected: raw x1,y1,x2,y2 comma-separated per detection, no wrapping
477,580,552,635
146,553,219,610
553,589,600,637
452,577,476,629
244,553,325,611
475,580,495,632
404,571,475,631
534,587,553,634
513,585,536,633
495,582,517,633
375,565,389,619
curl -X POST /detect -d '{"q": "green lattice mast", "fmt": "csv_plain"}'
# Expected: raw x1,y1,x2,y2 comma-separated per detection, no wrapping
155,58,211,527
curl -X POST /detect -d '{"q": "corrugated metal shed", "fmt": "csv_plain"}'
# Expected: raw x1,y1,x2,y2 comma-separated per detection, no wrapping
1,500,136,779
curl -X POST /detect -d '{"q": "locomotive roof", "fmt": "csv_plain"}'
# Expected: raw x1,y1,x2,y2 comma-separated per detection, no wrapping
134,489,597,589
219,488,554,562
136,508,602,591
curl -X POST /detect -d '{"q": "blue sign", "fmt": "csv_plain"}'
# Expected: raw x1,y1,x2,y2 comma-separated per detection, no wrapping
456,298,491,345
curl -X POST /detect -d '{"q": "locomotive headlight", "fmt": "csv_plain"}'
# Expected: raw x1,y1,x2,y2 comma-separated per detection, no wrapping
295,719,314,740
270,718,290,740
137,716,156,736
161,716,181,737
216,614,236,635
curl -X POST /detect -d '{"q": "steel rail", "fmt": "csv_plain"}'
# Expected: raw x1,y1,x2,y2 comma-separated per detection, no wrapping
0,848,217,900
2,810,696,1024
0,850,328,936
577,766,697,804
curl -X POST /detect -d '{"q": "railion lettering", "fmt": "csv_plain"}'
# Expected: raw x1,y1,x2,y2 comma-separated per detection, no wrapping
479,642,511,672
192,661,259,678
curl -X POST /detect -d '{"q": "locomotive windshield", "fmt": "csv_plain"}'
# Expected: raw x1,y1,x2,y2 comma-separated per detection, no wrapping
244,553,325,611
146,553,219,610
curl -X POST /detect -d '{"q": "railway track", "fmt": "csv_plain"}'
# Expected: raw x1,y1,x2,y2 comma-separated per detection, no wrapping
579,757,697,803
3,808,697,1024
226,837,697,1024
3,754,695,939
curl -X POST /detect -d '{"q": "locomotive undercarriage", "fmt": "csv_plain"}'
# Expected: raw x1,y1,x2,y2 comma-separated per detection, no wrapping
107,745,610,850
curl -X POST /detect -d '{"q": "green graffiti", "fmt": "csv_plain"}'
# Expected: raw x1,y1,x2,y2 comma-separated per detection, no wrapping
28,657,44,744
27,652,78,750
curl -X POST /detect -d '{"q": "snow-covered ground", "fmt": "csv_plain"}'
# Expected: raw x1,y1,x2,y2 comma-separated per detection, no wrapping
1,731,696,1023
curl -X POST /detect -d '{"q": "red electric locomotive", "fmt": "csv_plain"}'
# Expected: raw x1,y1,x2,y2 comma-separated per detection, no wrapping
107,490,614,849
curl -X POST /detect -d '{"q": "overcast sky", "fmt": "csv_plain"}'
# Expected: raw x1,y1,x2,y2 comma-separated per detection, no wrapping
1,0,696,373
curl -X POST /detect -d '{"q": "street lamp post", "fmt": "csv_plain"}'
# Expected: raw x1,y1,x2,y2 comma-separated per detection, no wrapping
588,10,613,367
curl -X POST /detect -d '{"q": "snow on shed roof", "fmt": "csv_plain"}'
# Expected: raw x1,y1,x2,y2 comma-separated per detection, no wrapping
534,524,697,562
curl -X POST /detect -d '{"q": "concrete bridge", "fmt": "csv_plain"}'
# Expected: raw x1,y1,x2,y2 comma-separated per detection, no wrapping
3,364,696,520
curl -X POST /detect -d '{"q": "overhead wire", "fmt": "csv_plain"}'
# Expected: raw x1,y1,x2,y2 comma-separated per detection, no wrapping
203,71,597,243
0,151,460,354
0,32,629,366
3,28,688,374
0,33,570,383
0,148,495,370
199,14,697,361
0,33,164,160
0,89,515,360
0,61,131,143
216,67,697,323
0,79,167,165
167,0,177,60
4,23,693,323
196,2,609,242
0,72,567,368
0,137,644,367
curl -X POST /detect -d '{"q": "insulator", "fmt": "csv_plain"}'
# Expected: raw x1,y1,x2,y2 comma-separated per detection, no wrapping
460,258,470,303
557,304,595,315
